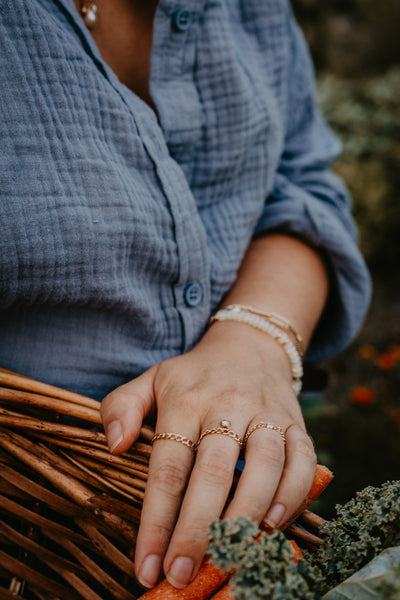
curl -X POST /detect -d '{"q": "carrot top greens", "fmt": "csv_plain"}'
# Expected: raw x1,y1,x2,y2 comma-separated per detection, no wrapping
312,480,400,586
207,517,325,600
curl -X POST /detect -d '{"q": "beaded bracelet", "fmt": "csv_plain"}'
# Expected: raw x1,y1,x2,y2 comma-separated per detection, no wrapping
209,305,303,395
224,304,304,359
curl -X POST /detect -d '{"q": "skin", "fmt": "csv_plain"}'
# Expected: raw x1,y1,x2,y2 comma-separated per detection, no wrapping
73,0,158,108
73,0,330,589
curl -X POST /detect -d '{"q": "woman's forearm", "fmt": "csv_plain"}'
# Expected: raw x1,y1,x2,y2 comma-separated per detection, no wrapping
220,232,330,351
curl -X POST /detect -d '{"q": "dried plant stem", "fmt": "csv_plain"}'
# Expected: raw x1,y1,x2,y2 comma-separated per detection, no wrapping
0,368,153,441
44,528,137,600
43,562,104,600
0,410,105,442
0,549,77,600
0,584,26,600
3,431,113,495
0,430,137,543
63,451,145,503
0,521,88,579
0,387,101,425
77,455,147,487
32,434,150,472
75,519,136,577
0,367,100,411
139,424,156,442
0,460,86,519
285,522,324,551
0,494,88,546
0,477,31,500
0,370,156,598
106,478,145,500
297,509,326,532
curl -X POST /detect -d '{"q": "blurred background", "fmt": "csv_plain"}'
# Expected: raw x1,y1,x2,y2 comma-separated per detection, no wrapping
293,0,400,517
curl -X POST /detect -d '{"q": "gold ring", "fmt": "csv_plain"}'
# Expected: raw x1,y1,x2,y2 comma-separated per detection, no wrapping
196,420,243,450
151,432,196,452
243,422,286,448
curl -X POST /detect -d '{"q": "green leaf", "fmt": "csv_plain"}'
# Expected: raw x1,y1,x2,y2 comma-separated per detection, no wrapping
322,547,400,600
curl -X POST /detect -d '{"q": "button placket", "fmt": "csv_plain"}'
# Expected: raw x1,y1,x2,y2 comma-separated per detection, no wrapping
151,0,211,349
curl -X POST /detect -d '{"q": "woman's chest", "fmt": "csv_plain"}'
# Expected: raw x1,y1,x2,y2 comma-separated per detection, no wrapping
72,0,158,105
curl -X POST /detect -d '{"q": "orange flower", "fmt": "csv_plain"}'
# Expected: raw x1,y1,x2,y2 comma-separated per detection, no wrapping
376,353,396,370
388,344,400,363
358,344,376,360
350,386,375,405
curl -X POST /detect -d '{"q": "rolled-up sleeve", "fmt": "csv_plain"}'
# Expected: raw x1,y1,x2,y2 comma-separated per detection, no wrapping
254,10,371,361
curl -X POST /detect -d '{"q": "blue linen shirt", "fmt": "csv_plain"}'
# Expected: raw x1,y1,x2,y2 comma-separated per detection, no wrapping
0,0,371,399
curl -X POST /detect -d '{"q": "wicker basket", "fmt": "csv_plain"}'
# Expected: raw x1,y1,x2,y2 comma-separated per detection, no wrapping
0,368,326,600
0,368,153,600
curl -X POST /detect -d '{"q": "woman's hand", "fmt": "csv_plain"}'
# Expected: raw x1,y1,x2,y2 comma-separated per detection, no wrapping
100,319,317,590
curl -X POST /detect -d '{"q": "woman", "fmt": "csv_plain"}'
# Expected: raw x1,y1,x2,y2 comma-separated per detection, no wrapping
0,0,371,591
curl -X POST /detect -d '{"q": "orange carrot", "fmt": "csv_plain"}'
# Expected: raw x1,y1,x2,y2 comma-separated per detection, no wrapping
289,539,304,564
279,464,333,531
139,560,231,600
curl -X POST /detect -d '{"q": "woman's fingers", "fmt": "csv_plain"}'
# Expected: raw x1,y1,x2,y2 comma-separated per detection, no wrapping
100,367,157,454
223,419,316,533
134,413,200,589
163,426,242,588
262,423,317,528
223,419,287,523
135,416,243,589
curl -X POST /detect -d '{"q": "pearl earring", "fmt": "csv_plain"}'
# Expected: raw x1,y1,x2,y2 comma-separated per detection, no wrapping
81,1,98,29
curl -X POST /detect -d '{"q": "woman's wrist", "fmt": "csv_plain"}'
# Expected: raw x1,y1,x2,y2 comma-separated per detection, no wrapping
209,304,303,395
211,304,304,359
200,318,294,386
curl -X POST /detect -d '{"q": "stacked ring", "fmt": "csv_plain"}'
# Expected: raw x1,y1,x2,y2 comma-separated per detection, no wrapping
196,420,243,451
151,420,245,453
243,422,286,448
151,432,196,452
151,422,285,453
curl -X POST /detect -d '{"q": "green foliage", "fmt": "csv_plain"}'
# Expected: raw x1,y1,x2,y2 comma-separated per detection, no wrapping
207,517,326,599
316,69,400,275
313,481,400,586
292,0,400,77
318,69,400,161
304,330,400,518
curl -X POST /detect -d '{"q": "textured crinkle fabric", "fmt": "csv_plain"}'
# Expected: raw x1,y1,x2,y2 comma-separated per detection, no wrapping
0,0,371,399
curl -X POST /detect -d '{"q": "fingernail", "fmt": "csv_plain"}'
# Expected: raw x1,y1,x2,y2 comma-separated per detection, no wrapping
264,503,286,528
138,554,162,588
106,420,123,453
167,557,194,588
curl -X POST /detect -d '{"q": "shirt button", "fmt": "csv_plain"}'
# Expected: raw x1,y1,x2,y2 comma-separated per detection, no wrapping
183,282,203,307
172,8,194,32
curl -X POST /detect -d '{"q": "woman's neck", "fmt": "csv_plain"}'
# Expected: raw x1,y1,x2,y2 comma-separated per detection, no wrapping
72,0,159,105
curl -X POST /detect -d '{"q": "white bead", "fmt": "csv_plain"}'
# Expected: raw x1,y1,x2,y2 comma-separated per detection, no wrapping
211,306,303,394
